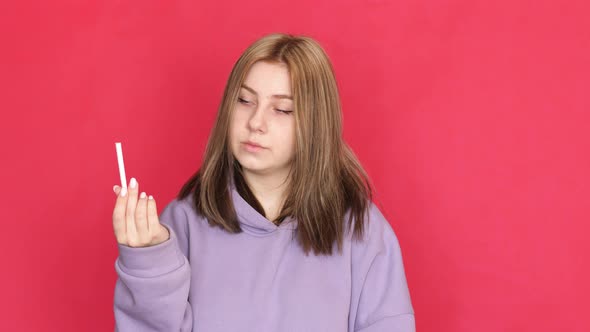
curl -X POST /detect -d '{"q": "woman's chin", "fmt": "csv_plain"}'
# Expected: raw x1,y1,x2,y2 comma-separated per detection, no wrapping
236,159,269,174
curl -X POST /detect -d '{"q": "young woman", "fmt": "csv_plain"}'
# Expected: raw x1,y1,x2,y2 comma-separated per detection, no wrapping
112,33,415,331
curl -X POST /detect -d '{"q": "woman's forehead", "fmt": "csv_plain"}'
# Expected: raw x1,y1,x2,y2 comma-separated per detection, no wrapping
241,62,291,96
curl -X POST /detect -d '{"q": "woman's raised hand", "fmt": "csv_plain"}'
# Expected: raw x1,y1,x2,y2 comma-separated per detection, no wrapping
112,178,170,247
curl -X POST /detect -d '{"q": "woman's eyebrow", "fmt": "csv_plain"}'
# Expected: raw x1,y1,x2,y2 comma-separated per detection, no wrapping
241,84,293,100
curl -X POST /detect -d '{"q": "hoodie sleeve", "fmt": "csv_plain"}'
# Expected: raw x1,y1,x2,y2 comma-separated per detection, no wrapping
113,199,193,332
349,203,415,332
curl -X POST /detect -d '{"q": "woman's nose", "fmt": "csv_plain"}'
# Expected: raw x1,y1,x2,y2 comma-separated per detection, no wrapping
247,105,266,132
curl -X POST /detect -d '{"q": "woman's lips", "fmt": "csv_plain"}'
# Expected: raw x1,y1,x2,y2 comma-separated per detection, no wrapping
244,140,262,147
242,141,265,152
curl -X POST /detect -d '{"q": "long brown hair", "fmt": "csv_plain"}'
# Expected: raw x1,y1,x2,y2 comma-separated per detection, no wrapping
178,33,373,256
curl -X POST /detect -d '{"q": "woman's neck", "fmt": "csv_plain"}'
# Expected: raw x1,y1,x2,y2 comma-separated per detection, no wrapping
242,169,290,222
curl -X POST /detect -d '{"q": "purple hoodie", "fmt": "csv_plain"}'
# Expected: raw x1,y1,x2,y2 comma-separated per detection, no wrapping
114,182,415,331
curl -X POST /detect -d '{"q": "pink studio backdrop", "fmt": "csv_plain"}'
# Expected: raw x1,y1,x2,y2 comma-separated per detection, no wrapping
1,1,588,331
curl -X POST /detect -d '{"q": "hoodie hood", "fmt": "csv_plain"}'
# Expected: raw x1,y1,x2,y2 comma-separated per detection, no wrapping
229,179,298,236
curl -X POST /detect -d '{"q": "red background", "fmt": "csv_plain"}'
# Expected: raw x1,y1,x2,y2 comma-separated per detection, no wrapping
1,0,588,331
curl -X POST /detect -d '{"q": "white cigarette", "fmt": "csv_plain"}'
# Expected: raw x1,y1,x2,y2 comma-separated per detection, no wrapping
115,142,127,189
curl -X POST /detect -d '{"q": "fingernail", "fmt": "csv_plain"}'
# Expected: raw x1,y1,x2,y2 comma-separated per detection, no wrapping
140,192,146,199
148,195,154,200
113,185,118,193
120,187,127,197
130,178,137,189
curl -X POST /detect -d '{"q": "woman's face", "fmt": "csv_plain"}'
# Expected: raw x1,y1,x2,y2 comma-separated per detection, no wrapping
230,61,296,178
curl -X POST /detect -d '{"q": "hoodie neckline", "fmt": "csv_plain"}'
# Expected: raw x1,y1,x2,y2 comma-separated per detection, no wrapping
229,180,297,235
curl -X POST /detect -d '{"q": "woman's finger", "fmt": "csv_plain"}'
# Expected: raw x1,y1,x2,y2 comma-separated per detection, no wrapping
125,178,139,240
147,195,159,232
135,192,149,242
147,195,168,244
112,185,128,243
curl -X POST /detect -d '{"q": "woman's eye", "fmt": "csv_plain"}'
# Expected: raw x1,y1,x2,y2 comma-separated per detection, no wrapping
238,97,250,104
276,109,293,115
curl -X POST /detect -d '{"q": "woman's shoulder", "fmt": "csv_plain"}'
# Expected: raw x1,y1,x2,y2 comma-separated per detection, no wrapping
159,192,207,231
348,201,403,259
